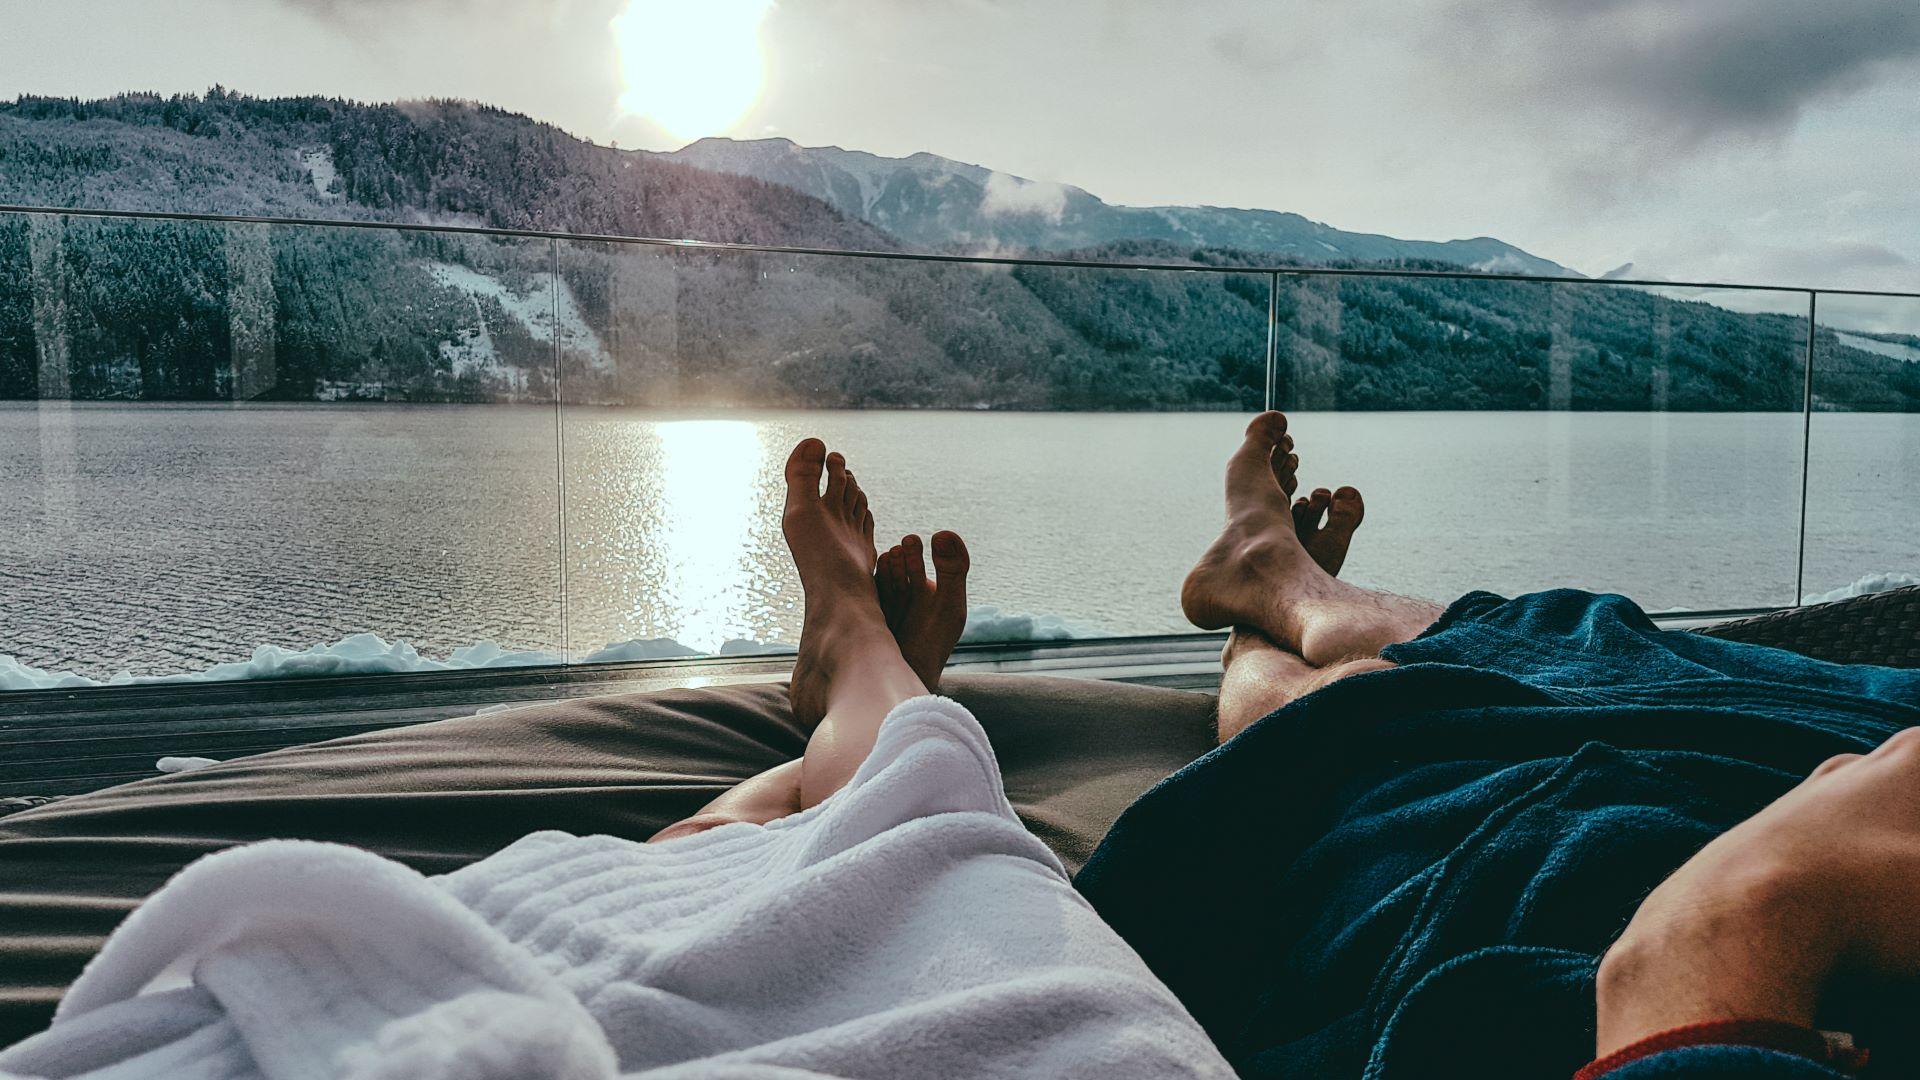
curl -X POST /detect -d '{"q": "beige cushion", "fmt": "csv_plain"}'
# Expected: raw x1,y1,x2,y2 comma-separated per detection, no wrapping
0,674,1216,1045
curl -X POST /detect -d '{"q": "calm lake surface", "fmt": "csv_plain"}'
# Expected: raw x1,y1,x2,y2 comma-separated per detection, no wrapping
3,403,1915,679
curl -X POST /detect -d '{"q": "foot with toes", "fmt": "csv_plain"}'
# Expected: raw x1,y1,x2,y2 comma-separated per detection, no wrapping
1182,411,1363,632
1267,427,1365,576
782,439,895,728
781,439,968,728
876,531,970,692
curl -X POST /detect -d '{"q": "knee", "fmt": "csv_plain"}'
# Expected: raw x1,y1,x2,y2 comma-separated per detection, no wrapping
648,812,740,844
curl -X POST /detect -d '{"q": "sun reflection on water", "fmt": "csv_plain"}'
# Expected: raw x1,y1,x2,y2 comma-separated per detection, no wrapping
652,419,765,652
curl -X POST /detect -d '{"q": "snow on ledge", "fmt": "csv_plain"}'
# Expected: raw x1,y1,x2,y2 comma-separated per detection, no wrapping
1801,571,1920,606
0,607,1098,692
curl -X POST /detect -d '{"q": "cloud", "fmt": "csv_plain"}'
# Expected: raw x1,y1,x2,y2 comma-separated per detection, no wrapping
979,171,1067,222
1484,0,1920,143
1610,227,1918,295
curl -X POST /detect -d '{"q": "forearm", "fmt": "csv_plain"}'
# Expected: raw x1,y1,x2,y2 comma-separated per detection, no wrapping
1596,868,1834,1056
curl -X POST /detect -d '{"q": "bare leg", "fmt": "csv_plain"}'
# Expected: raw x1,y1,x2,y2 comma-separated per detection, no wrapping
779,440,933,806
651,440,951,842
1215,629,1394,742
1184,412,1442,667
650,759,803,842
651,444,977,842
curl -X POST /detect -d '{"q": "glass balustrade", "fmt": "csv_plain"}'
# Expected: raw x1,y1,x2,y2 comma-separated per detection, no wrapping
1,207,1915,689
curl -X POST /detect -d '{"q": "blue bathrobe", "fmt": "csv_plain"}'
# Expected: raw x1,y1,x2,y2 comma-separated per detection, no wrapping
1076,590,1920,1079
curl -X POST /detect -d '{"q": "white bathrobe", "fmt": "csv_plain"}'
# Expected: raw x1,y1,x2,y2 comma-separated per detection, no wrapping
0,696,1233,1079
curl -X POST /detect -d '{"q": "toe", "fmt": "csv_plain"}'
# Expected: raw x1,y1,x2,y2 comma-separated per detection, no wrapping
862,509,875,544
902,534,927,588
784,438,826,506
930,530,969,581
1293,495,1323,535
1326,486,1365,530
889,545,910,595
823,452,848,504
1270,446,1299,496
1229,412,1291,495
848,477,869,522
1244,411,1289,444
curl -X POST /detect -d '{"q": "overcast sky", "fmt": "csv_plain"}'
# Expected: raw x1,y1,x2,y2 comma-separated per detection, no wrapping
3,0,1917,299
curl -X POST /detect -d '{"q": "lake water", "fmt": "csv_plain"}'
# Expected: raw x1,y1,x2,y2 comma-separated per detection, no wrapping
2,404,1915,681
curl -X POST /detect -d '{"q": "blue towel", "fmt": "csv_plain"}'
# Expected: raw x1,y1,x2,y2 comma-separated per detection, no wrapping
1076,590,1920,1079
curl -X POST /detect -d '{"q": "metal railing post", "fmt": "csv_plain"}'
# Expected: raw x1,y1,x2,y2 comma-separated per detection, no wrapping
550,236,571,659
1794,291,1817,606
1264,271,1280,412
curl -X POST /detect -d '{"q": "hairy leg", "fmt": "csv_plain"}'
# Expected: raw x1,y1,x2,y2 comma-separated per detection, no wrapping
1184,412,1442,666
1216,628,1395,742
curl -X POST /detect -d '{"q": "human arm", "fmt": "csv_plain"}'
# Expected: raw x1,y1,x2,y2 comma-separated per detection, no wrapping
1589,728,1920,1073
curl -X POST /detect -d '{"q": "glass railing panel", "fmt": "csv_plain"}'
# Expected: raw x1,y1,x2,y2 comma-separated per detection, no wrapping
1272,274,1808,612
0,214,563,688
554,241,1272,657
1803,293,1920,604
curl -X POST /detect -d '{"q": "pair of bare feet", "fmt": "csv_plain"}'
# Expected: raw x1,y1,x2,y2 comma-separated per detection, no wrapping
1181,412,1370,641
781,438,970,729
780,413,1372,737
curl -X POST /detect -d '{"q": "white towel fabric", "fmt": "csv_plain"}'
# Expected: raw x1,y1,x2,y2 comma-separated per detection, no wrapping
0,695,1232,1080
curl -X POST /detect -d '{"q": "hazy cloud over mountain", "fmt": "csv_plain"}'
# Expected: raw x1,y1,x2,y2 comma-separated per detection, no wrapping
1,0,1915,294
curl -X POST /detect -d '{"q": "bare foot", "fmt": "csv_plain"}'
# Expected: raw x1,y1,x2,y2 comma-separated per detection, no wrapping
1270,433,1364,576
875,530,970,690
781,439,899,729
1181,411,1337,632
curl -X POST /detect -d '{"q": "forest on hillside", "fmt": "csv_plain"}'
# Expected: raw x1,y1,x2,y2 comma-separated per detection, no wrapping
0,92,1913,411
3,217,1913,411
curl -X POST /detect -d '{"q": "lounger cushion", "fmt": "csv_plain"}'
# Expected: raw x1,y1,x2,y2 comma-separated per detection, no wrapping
0,673,1216,1046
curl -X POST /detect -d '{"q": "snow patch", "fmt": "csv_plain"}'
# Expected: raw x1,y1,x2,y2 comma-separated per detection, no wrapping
980,172,1067,223
297,148,339,198
157,756,220,774
426,262,611,375
0,633,567,690
1,607,1096,691
436,322,518,391
1833,331,1920,364
1802,571,1920,606
576,638,699,663
960,605,1095,643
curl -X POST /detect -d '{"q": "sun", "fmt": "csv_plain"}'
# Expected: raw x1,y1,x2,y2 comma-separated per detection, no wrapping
612,0,772,143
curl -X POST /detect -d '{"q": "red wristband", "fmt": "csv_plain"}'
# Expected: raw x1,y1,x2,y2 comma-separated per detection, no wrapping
1575,1019,1869,1079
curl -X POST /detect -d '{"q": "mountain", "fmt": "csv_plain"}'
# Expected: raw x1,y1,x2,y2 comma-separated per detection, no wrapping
0,91,889,250
659,137,1579,276
0,91,1912,413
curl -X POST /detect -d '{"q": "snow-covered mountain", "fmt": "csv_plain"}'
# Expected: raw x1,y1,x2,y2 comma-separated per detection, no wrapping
658,137,1579,276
